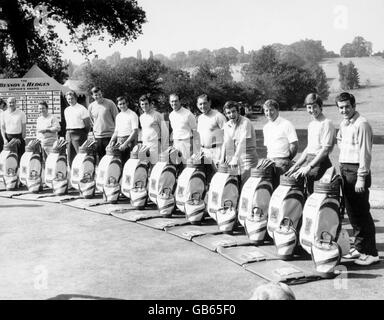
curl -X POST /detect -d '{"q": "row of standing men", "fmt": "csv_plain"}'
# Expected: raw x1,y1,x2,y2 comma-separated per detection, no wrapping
0,89,378,266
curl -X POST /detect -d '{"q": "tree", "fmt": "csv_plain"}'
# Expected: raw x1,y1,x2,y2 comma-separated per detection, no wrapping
352,36,372,57
212,47,239,66
153,53,170,66
0,0,146,81
137,49,142,61
65,59,76,78
278,49,306,69
77,57,166,110
308,64,330,100
169,51,187,69
242,46,327,109
340,36,372,57
158,68,194,112
289,39,327,65
324,50,340,58
338,61,360,89
105,52,121,67
242,46,279,78
373,51,384,58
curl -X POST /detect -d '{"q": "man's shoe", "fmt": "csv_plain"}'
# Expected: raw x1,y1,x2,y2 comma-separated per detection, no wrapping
354,254,380,266
343,248,361,259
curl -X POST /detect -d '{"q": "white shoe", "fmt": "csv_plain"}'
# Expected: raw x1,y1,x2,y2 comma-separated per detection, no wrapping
343,248,361,259
354,254,380,266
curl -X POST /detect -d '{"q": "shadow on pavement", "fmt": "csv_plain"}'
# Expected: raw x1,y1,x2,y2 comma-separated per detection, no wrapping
343,259,383,272
0,204,43,208
373,135,384,145
374,243,384,252
47,294,121,300
345,273,382,279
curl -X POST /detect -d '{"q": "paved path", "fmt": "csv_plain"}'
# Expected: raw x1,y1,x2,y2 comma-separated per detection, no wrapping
0,197,383,300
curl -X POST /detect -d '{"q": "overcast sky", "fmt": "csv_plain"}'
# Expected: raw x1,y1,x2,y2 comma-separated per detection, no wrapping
58,0,384,64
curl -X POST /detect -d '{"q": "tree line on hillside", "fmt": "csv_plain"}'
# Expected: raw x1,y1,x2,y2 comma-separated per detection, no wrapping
72,56,261,115
71,41,330,113
150,40,339,70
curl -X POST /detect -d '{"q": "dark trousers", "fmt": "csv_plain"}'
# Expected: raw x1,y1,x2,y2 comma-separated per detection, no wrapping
117,136,135,166
66,129,88,167
95,137,112,164
340,163,377,256
0,132,3,152
303,154,332,195
5,133,25,163
271,157,291,190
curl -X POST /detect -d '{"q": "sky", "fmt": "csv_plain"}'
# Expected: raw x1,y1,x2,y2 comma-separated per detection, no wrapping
57,0,384,64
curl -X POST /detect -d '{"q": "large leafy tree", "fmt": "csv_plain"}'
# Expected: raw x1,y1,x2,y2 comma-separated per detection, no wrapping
0,0,146,81
242,46,327,109
340,36,372,58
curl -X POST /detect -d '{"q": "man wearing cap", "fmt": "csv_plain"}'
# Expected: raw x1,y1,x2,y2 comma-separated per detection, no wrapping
1,97,27,161
88,86,119,163
169,93,200,164
262,99,298,188
196,94,227,180
335,92,378,266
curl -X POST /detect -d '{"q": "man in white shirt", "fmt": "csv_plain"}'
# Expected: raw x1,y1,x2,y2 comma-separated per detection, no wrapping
139,94,169,165
64,90,91,167
1,97,27,161
220,101,258,186
36,101,61,160
88,86,119,163
287,93,335,194
263,99,298,188
169,93,200,164
109,96,139,164
196,94,227,179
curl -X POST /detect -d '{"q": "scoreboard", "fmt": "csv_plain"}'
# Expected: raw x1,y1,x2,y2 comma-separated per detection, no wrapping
0,77,64,138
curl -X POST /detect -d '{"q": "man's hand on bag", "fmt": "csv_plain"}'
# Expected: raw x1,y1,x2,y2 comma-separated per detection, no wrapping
355,179,365,193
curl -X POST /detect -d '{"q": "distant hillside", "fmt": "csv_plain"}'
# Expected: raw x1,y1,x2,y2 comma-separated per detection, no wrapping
251,56,384,131
320,56,384,93
183,56,384,100
182,64,246,82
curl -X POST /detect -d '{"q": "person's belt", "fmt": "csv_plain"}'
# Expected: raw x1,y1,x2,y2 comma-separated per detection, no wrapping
174,137,192,141
202,143,221,149
67,128,86,131
5,133,23,137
